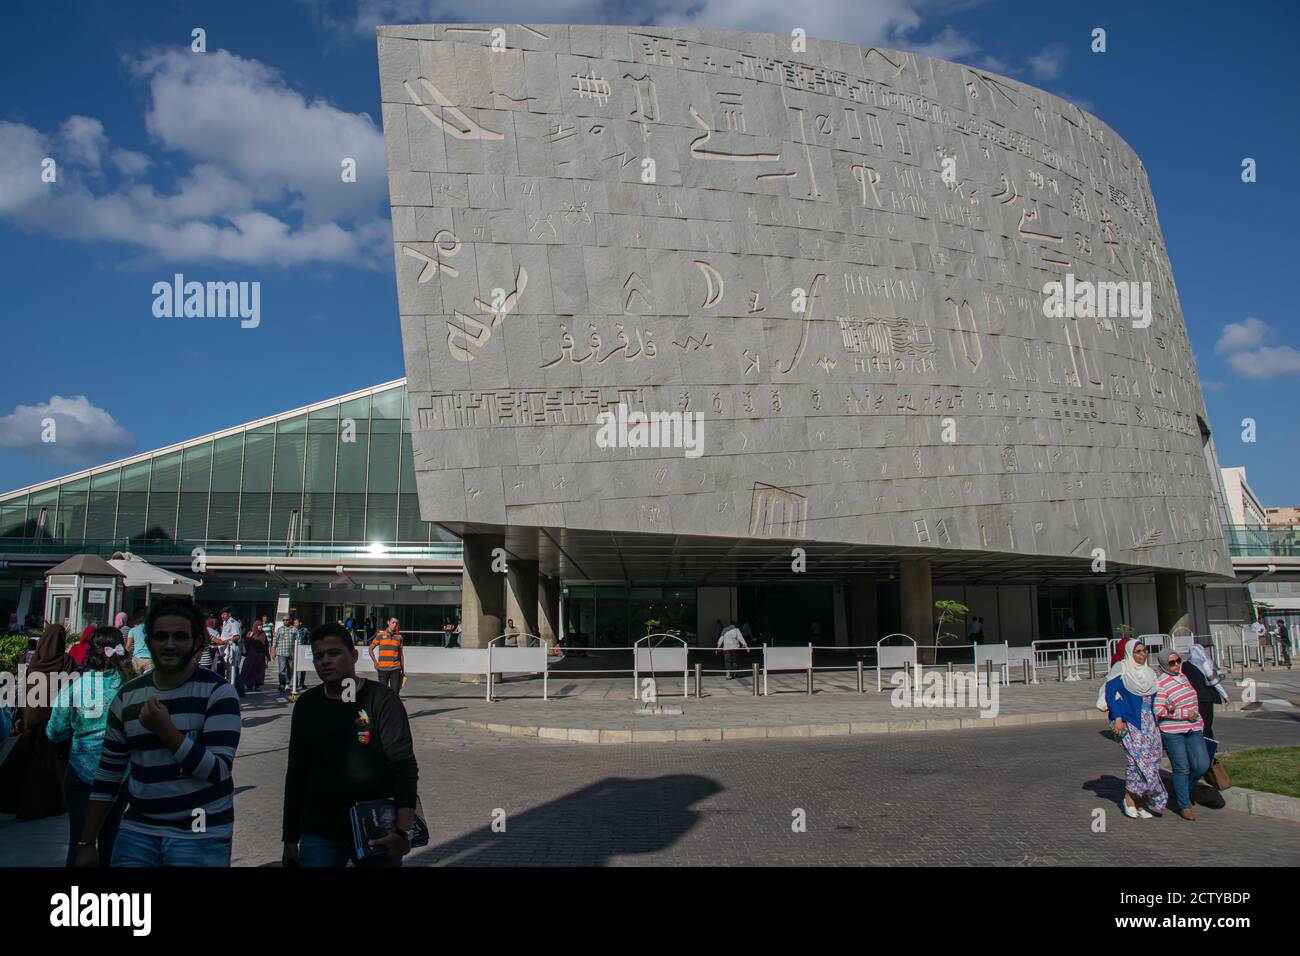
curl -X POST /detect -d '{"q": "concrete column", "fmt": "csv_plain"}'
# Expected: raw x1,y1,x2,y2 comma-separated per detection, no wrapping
900,559,934,663
460,533,505,682
506,560,539,639
848,574,876,648
1155,571,1190,636
537,573,560,648
832,583,848,646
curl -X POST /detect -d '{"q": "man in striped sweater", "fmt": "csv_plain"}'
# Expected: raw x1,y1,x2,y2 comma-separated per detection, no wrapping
74,597,241,866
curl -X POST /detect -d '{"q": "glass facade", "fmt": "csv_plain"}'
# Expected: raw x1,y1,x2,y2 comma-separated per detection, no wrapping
0,382,456,556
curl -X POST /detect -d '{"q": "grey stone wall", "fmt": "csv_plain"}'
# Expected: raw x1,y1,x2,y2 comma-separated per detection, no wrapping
379,23,1230,577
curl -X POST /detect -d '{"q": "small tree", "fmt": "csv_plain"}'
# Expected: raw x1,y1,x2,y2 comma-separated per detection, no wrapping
934,599,970,645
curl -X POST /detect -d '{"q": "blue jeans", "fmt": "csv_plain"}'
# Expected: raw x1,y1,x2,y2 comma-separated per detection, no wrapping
1162,730,1211,811
111,828,232,867
298,834,402,868
277,655,293,689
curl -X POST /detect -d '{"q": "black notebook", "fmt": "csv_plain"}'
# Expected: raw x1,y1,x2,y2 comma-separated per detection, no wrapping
349,799,430,859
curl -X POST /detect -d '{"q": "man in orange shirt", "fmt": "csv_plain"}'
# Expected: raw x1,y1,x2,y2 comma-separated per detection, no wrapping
368,617,405,697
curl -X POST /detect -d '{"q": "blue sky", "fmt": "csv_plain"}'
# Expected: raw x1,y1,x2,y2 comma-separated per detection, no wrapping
1,0,1297,508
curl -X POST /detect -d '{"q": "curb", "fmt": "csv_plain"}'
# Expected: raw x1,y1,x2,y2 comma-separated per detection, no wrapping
1219,786,1300,823
448,707,1102,744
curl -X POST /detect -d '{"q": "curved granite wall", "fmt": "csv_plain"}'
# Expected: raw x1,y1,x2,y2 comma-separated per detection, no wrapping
380,23,1230,576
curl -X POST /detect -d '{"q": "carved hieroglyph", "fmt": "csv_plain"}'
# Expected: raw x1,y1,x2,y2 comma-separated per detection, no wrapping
381,24,1230,576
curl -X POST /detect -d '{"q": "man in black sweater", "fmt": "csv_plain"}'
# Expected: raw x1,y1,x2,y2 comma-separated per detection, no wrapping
281,624,421,867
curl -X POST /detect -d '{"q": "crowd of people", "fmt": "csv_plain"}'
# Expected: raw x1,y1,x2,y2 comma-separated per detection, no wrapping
0,600,422,867
0,599,1269,864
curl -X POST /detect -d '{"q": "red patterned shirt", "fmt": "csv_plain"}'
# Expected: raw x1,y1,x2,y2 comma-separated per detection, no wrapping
1155,672,1204,734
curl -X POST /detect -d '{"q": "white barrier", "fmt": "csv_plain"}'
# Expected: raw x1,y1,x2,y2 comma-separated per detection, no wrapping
633,634,689,699
1139,633,1165,653
1031,638,1109,682
292,638,540,701
974,641,1010,686
876,634,917,692
488,634,548,700
763,644,813,696
1007,646,1035,683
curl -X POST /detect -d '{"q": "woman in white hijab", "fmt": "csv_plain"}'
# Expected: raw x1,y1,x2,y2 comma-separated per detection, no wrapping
1102,640,1167,818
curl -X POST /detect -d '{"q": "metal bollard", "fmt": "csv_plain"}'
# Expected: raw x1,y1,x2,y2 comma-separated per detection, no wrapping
1088,657,1095,680
1023,659,1030,684
947,661,954,679
806,667,814,695
752,662,760,696
985,658,993,685
1057,657,1064,682
856,659,864,694
694,662,702,699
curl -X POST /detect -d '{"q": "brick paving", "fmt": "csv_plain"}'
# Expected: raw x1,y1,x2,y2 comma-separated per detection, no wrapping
3,670,1297,867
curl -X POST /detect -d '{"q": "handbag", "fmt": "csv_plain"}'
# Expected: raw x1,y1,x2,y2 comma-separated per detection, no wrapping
1203,757,1232,790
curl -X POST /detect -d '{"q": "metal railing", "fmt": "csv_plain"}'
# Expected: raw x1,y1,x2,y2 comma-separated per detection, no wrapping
0,536,462,560
1224,524,1300,557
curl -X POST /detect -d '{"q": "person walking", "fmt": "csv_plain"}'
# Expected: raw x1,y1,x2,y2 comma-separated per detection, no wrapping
716,621,750,680
368,617,405,697
125,608,151,676
1276,618,1293,668
75,598,241,867
1155,649,1211,822
241,620,269,691
199,616,220,670
1182,643,1230,741
274,616,297,693
218,608,243,691
282,624,421,868
1103,639,1167,819
1252,618,1268,660
0,623,70,819
47,626,132,866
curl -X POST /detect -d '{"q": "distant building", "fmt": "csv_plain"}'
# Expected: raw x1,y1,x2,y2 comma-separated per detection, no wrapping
1265,507,1300,528
1220,467,1268,527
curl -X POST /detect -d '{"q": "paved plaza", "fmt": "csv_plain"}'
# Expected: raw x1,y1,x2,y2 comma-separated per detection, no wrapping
3,667,1297,867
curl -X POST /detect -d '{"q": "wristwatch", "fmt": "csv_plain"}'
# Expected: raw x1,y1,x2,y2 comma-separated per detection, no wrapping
400,825,419,843
76,840,95,847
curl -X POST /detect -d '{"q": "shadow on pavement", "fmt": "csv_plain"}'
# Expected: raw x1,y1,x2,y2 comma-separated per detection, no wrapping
407,774,722,866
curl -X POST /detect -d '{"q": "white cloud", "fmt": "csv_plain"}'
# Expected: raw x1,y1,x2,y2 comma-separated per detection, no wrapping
1216,317,1270,355
0,396,135,466
132,48,386,222
1225,346,1300,381
58,116,110,169
111,149,151,176
910,24,979,61
1027,42,1066,82
0,120,53,214
0,49,390,268
1201,380,1226,392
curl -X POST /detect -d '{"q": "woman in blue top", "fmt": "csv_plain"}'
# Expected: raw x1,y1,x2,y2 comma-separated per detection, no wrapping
1103,640,1168,818
47,626,133,866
